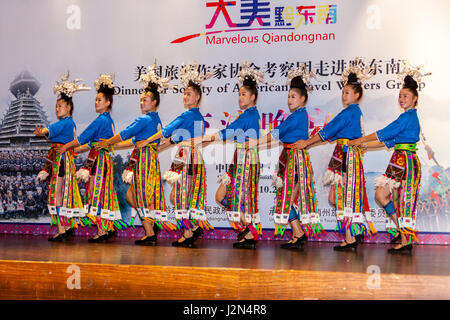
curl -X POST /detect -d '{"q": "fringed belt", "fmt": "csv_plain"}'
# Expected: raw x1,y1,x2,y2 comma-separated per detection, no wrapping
394,143,417,152
91,141,114,153
336,138,350,146
282,143,296,149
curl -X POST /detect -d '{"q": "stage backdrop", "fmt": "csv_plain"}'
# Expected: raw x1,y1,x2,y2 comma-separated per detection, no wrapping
0,0,449,237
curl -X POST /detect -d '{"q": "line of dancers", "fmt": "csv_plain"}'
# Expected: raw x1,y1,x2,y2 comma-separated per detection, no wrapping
33,58,430,254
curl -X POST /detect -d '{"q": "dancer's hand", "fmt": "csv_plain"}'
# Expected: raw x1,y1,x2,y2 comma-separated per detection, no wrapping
34,125,46,136
135,139,149,148
95,138,109,150
348,138,363,147
361,143,368,151
293,140,308,149
55,144,68,154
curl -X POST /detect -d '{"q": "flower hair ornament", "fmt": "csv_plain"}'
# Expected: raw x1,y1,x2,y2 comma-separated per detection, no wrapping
139,59,176,93
286,63,316,92
53,71,91,99
341,57,376,84
237,61,267,87
179,62,214,88
397,60,432,87
94,73,115,95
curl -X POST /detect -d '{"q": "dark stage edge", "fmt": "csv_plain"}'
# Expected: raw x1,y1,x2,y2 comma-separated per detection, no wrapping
0,234,449,300
1,222,449,245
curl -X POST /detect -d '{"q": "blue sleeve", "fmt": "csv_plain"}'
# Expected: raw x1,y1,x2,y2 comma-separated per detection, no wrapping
376,115,407,144
77,118,100,146
269,117,289,141
119,117,145,141
318,111,347,141
156,116,162,130
218,114,246,141
46,122,63,140
161,114,185,138
382,138,396,149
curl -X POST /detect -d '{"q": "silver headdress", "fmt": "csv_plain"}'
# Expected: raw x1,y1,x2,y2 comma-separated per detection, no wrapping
237,61,266,86
94,74,115,92
53,72,90,98
340,57,375,84
397,60,432,84
286,63,316,92
139,59,176,92
179,62,214,88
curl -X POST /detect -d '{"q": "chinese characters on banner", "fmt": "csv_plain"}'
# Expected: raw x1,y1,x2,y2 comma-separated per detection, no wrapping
133,58,401,82
205,1,337,29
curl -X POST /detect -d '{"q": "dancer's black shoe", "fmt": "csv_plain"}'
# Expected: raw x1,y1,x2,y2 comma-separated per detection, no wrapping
232,238,256,249
135,235,157,246
387,243,412,254
172,236,195,248
333,241,357,251
280,237,303,250
88,234,109,243
48,233,66,242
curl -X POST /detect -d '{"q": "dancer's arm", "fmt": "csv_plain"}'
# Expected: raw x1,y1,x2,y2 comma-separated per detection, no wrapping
74,144,90,154
348,132,378,147
56,139,80,154
293,134,322,150
135,131,163,148
248,133,277,150
95,133,123,149
362,140,386,151
113,139,135,150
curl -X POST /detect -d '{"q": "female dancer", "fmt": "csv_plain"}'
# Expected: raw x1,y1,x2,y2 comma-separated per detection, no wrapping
249,65,323,249
97,61,176,245
57,74,126,242
137,63,213,247
202,61,264,249
35,72,90,241
349,61,430,253
294,58,375,251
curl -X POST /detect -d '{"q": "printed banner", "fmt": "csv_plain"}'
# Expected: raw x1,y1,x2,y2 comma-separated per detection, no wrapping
0,0,449,235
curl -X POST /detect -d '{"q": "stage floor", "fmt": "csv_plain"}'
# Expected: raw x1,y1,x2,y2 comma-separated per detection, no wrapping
0,234,449,275
0,234,449,299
